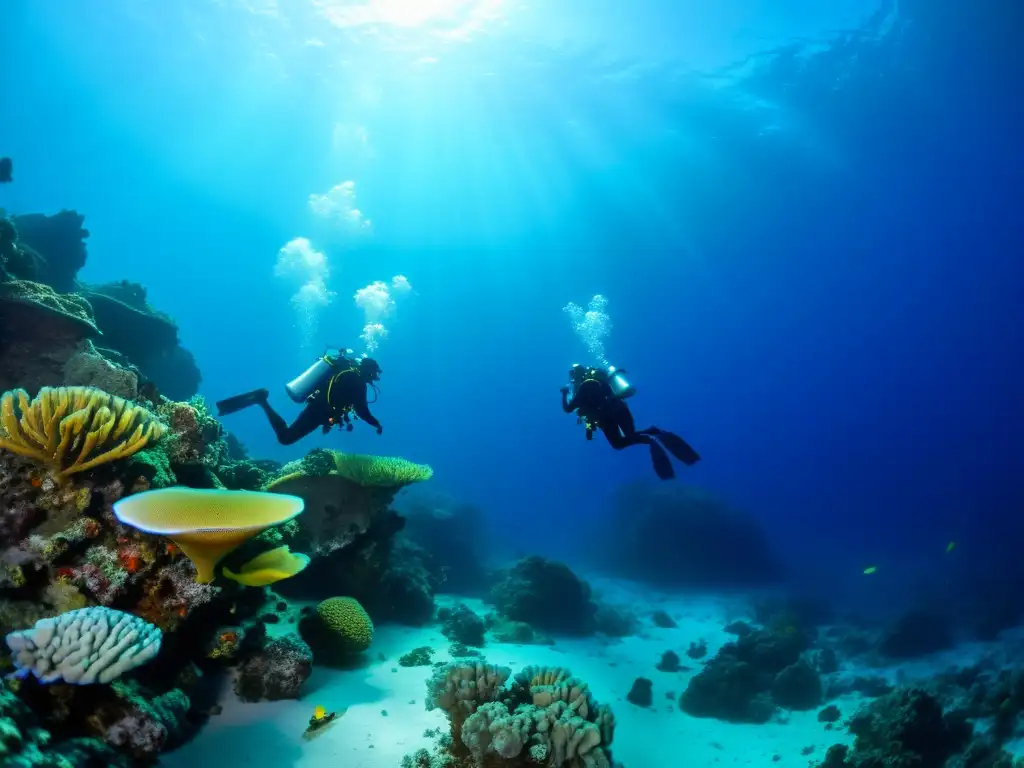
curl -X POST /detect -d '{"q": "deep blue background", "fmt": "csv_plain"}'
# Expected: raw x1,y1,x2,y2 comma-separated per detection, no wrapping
1,0,1020,610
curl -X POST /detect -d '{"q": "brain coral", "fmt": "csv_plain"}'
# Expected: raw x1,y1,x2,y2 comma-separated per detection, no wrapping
316,597,374,652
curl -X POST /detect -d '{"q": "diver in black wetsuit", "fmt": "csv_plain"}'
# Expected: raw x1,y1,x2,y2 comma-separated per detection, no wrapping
561,363,700,480
216,350,383,446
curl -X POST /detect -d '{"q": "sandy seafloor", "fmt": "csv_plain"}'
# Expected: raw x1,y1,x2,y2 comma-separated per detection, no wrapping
162,577,1019,768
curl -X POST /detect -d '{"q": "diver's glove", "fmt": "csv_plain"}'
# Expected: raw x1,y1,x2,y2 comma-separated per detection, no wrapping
376,424,384,435
559,386,570,394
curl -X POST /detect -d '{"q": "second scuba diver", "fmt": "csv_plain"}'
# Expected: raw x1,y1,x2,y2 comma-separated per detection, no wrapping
216,348,383,445
561,363,700,480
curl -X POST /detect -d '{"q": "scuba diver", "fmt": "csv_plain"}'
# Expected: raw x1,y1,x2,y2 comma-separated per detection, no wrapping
561,363,700,480
216,348,383,445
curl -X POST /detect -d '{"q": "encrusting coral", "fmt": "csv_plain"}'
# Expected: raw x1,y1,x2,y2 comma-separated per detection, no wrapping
414,661,618,767
5,606,162,685
333,452,434,487
0,386,165,480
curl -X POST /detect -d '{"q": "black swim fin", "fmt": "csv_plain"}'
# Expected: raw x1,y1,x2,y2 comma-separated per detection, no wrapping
649,442,675,480
215,388,268,417
653,431,701,466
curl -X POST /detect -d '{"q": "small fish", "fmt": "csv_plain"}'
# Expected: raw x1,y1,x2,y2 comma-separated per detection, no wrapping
0,158,11,183
303,705,344,740
222,545,310,587
863,566,878,575
946,541,956,553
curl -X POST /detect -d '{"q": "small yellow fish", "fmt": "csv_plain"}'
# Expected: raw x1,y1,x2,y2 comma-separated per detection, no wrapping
946,541,956,553
303,705,344,740
222,545,311,587
863,566,878,575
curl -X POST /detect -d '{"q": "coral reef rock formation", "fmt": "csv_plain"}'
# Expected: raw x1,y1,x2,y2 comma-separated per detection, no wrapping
234,634,313,701
603,482,782,589
11,210,89,293
489,556,598,636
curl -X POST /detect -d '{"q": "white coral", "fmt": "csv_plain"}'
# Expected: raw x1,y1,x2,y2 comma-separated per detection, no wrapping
5,606,161,684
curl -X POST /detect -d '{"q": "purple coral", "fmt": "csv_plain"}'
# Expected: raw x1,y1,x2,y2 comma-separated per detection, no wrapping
152,558,218,616
103,688,189,760
234,635,312,702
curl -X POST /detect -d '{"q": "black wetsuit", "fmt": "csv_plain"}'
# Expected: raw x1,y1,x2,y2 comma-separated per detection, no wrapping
261,369,380,445
563,379,659,450
562,378,700,479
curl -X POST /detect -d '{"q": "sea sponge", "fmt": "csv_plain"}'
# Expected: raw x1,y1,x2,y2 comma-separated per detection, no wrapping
5,606,162,684
333,451,433,487
316,596,374,652
0,386,165,479
112,487,305,583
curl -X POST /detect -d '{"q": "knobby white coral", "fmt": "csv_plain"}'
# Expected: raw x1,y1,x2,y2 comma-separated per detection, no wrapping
5,606,162,684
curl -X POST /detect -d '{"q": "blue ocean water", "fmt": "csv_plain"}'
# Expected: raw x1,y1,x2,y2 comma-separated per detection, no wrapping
2,0,1021,735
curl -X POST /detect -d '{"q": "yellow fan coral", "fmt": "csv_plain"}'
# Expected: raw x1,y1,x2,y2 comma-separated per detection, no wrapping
332,451,433,488
0,386,166,479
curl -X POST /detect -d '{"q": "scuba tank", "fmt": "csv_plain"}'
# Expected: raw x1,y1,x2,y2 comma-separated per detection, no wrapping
285,348,352,403
605,365,636,399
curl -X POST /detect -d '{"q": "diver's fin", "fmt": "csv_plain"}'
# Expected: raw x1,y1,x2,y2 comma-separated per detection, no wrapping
654,431,701,466
649,442,675,480
215,389,269,417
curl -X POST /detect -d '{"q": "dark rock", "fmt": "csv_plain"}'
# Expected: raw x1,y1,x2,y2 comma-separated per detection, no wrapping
814,647,839,674
601,483,782,589
818,705,841,723
488,616,553,645
234,634,313,701
397,492,489,596
687,639,708,659
627,677,654,708
844,687,972,767
441,604,486,647
772,661,822,710
399,647,434,667
594,603,637,637
878,610,954,659
657,650,682,672
488,556,597,635
12,210,88,292
724,620,754,636
678,627,809,723
449,642,483,658
652,610,677,628
825,675,894,700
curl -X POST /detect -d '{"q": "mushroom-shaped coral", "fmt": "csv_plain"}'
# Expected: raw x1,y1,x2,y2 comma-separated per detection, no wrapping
112,487,305,584
0,386,165,479
5,606,162,684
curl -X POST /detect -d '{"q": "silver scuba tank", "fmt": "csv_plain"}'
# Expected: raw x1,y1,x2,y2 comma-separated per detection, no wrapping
606,365,636,399
285,348,349,403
